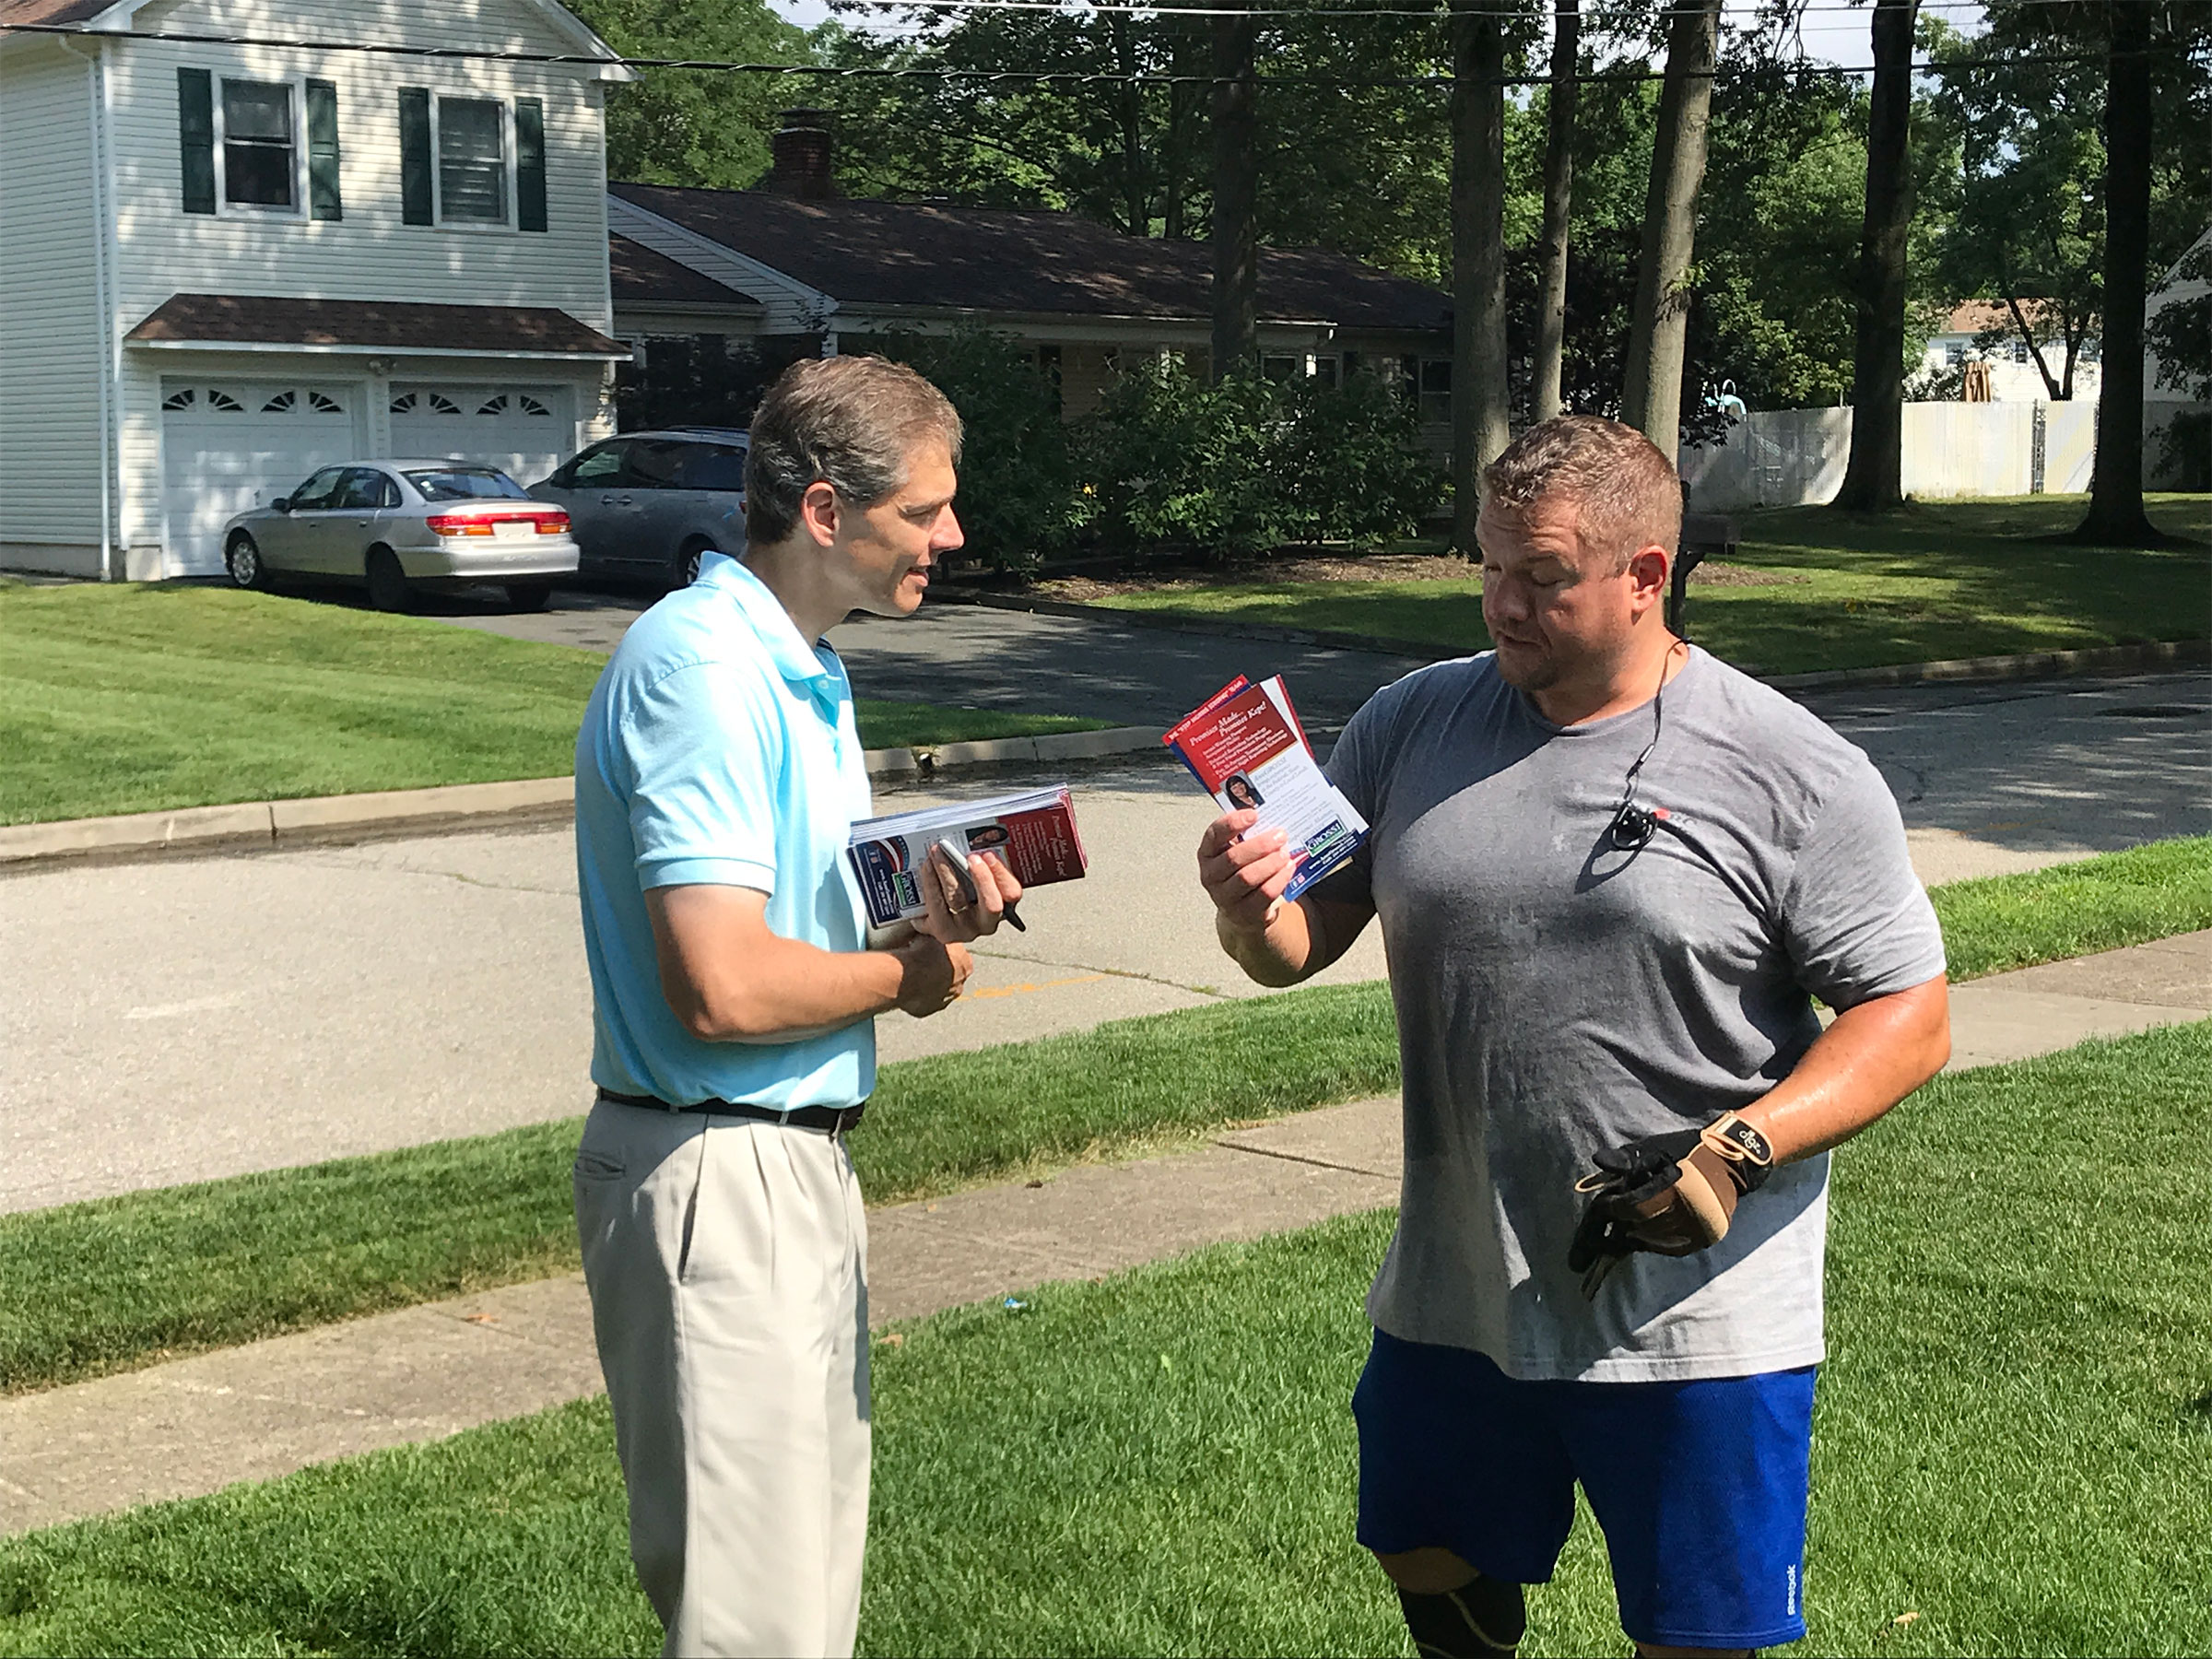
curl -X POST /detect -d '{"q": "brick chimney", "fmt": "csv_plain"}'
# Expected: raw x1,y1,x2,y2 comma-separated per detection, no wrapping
759,109,840,199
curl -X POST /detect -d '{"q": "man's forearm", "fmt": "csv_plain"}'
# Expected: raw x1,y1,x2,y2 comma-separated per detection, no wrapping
670,932,908,1042
1739,976,1951,1162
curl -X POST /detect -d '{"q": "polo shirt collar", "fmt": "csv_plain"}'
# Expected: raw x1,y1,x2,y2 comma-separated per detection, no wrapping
701,552,849,710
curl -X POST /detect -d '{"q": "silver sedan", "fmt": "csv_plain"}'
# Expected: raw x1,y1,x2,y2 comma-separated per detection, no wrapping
218,460,582,613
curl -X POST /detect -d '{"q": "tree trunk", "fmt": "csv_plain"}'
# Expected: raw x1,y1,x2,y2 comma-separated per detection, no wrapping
1620,0,1721,450
2076,0,2159,544
1532,0,1581,425
1450,0,1512,554
1110,12,1148,237
1834,0,1918,510
1210,3,1259,381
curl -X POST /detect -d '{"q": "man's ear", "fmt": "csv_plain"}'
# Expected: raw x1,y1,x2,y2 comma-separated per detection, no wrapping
1626,544,1671,613
797,481,840,549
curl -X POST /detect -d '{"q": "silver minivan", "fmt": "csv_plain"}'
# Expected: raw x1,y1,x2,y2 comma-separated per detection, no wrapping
531,428,747,588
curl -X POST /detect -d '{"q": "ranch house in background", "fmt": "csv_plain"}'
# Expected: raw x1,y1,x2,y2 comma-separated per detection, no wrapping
0,0,631,581
605,110,1457,447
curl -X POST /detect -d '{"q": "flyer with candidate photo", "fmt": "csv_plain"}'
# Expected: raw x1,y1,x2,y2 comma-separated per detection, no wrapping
1163,676,1368,900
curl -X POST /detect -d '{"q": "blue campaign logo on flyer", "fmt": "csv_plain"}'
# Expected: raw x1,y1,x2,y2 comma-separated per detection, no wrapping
852,837,922,928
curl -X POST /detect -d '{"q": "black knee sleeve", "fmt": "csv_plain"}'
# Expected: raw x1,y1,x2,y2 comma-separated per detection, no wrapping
1396,1577,1527,1658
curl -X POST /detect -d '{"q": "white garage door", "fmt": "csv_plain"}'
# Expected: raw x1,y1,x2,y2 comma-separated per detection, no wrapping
160,382,359,576
389,384,571,489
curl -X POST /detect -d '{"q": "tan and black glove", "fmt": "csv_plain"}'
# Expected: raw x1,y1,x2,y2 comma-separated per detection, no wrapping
1568,1112,1776,1298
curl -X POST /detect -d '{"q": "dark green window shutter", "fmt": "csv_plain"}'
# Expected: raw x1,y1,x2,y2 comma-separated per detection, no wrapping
178,67,216,214
398,87,432,225
515,99,547,232
305,79,342,221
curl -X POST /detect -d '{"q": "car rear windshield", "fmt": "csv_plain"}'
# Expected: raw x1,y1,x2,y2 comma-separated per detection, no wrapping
406,467,529,501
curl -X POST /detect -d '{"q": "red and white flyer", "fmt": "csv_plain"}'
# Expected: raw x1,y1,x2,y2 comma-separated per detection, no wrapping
1163,676,1367,900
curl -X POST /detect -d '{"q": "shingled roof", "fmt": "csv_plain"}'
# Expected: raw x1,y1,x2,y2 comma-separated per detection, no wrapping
611,182,1450,333
611,234,758,309
126,294,629,357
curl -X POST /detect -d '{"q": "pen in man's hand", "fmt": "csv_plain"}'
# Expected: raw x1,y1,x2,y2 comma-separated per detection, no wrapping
933,837,1025,931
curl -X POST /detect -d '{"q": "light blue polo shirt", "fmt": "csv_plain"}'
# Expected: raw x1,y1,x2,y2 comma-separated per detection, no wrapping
574,551,875,1109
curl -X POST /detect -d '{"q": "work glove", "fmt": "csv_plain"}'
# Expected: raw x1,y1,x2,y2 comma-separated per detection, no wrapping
1567,1112,1776,1299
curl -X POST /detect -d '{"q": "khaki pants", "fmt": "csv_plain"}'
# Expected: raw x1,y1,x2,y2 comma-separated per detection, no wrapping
573,1100,871,1659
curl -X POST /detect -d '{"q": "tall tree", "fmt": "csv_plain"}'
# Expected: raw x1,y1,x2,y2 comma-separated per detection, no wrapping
1451,0,1513,546
1835,0,1922,509
574,0,814,188
1211,0,1261,378
1532,0,1582,424
1621,0,1723,446
2076,0,2160,543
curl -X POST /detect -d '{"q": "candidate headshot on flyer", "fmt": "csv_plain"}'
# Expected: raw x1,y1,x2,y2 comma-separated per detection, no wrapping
1223,773,1265,811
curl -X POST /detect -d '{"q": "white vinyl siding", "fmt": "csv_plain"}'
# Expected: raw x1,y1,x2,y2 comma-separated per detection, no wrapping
0,41,109,562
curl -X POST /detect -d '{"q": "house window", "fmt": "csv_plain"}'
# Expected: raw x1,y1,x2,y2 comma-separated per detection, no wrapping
1261,355,1299,383
438,98,510,225
222,79,297,208
1944,342,1966,368
1312,355,1340,388
1418,359,1452,424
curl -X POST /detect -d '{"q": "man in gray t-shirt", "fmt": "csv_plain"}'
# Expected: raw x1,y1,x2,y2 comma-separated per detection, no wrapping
1196,418,1949,1659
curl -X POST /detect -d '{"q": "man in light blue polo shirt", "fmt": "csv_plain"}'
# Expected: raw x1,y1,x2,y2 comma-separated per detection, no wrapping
571,357,1020,1659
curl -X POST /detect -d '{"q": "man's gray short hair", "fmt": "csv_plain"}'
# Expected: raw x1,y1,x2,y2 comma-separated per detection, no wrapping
744,356,964,546
1480,415,1681,571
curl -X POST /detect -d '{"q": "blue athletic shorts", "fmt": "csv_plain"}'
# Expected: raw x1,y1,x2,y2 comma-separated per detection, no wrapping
1353,1327,1816,1651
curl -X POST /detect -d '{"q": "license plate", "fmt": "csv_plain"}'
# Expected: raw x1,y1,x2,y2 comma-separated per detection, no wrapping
493,520,533,539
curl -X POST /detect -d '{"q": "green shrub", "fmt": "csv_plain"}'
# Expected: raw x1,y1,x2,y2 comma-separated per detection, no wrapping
1074,360,1445,559
853,327,1086,573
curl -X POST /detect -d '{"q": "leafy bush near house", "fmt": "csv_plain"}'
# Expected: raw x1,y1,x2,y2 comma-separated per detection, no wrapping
1074,359,1445,559
857,327,1088,574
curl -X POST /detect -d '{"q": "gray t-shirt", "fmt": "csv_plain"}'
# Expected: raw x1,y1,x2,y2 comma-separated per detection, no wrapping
1322,647,1945,1382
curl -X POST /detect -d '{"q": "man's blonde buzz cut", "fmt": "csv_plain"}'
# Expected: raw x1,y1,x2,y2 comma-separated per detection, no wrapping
1480,415,1683,574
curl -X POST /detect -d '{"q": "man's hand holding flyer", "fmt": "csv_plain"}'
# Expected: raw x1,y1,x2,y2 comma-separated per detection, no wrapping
1165,676,1368,900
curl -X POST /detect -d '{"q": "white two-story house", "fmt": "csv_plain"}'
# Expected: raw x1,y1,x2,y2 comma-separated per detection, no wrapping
0,0,631,580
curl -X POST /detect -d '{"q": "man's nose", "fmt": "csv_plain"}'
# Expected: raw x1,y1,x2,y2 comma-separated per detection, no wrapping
934,505,965,554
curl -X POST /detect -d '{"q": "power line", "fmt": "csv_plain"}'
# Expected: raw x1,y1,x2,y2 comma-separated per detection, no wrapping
2,20,2196,82
841,0,2103,16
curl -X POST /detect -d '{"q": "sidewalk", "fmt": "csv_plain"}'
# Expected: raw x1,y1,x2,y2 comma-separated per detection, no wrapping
3,931,2206,1536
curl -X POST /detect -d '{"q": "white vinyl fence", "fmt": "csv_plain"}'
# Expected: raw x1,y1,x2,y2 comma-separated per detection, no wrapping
1680,401,2099,511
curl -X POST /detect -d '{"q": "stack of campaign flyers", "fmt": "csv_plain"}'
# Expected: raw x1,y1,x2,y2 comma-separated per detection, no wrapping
1163,676,1369,901
846,786,1088,928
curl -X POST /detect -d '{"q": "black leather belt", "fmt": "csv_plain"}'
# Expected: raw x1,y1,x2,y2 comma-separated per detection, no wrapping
595,1088,866,1136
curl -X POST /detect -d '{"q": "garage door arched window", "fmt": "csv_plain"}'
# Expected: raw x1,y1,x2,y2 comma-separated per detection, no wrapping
162,389,197,411
477,394,553,417
391,392,462,416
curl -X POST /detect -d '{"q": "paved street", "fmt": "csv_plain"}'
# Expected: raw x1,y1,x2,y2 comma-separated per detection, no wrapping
2,667,2204,1216
440,585,1433,735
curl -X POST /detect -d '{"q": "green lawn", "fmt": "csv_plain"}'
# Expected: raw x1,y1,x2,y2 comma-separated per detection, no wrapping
1075,495,2212,674
0,584,1108,826
3,1021,2206,1658
1936,834,2212,981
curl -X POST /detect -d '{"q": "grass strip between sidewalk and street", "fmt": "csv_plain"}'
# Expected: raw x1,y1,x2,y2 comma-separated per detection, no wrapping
0,983,1399,1396
3,838,2206,1400
1934,834,2212,981
3,1020,2208,1657
0,584,1109,826
1067,495,2212,674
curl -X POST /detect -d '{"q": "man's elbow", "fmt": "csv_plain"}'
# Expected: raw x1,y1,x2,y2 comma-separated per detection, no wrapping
668,982,781,1042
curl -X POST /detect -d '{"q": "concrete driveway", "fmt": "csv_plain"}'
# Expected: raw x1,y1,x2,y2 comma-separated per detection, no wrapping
3,666,2202,1217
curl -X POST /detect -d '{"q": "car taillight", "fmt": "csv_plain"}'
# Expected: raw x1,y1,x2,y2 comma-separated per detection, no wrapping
425,513,496,537
534,512,571,535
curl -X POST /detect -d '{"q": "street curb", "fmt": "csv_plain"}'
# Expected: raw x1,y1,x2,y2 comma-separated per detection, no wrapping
0,728,1164,874
943,589,2212,692
1759,637,2210,691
